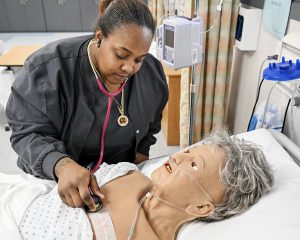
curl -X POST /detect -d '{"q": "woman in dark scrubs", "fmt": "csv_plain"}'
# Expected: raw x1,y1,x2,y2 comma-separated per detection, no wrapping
6,0,168,211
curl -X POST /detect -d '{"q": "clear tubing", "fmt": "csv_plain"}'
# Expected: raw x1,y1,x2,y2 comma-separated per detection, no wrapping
127,154,216,239
127,189,186,240
150,192,186,212
127,193,149,240
168,156,213,203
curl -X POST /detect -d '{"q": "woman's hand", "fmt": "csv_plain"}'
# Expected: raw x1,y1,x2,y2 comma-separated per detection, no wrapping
54,157,104,211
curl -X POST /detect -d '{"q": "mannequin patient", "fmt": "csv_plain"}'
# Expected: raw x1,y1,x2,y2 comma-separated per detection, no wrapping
19,129,274,240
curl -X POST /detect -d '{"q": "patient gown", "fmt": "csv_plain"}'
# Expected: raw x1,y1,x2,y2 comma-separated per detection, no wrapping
19,162,138,240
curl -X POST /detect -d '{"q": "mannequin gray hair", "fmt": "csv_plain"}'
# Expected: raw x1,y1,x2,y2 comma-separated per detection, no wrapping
198,128,274,222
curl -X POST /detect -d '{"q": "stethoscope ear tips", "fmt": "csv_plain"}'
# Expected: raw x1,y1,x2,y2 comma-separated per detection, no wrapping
84,195,103,212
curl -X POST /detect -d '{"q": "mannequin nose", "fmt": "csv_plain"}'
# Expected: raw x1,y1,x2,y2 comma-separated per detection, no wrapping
170,154,186,165
169,155,177,165
171,151,193,165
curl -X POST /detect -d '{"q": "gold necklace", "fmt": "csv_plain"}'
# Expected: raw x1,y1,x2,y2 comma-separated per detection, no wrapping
87,39,129,127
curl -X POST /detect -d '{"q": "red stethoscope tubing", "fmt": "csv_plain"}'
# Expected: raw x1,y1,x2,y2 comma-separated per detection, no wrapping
90,78,127,173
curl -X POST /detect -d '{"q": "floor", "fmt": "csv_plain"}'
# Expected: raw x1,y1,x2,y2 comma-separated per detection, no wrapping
0,32,180,174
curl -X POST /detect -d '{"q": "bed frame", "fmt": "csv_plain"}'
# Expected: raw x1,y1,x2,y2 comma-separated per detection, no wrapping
269,129,300,166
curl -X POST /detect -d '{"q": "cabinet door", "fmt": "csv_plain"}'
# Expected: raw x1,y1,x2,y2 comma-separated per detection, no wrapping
79,0,99,31
43,0,64,31
24,0,46,31
0,0,10,32
4,0,27,31
62,0,82,31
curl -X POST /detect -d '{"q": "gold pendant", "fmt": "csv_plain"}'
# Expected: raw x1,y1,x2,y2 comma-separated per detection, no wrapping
118,115,129,127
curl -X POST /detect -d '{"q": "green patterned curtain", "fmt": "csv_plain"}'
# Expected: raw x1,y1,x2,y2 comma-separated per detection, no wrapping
180,0,239,147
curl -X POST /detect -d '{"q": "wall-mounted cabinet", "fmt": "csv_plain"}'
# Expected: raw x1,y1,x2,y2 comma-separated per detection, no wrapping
80,0,99,31
0,0,99,32
43,0,82,31
0,0,10,32
4,0,46,31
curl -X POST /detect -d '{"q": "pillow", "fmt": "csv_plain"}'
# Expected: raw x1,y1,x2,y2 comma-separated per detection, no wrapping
140,129,300,240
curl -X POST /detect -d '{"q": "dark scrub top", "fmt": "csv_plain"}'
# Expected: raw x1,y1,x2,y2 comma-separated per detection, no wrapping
6,35,168,180
81,78,136,166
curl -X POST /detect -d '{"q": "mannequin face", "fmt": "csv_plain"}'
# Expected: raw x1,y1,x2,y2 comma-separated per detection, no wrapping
151,145,226,208
94,23,153,89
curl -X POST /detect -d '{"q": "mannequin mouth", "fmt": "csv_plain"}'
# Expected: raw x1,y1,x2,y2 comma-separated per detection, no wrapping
164,162,173,173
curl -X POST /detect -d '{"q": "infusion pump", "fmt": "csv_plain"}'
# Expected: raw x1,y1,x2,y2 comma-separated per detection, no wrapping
156,16,203,69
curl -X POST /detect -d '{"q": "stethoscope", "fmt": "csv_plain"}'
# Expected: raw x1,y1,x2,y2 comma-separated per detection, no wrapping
90,78,127,173
86,40,128,212
85,78,127,212
87,39,129,174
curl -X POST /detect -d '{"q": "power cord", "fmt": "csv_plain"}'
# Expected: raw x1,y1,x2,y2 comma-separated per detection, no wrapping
282,98,291,133
248,54,279,131
247,78,265,131
256,54,278,98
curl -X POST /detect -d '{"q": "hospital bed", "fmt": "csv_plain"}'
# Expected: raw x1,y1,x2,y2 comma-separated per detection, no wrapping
140,129,300,240
1,128,300,239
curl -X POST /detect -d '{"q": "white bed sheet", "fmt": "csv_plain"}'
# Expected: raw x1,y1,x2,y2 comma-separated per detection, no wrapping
1,129,300,239
140,129,300,240
0,173,55,239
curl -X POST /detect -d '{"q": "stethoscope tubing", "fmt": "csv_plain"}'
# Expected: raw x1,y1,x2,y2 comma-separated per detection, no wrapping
90,78,127,173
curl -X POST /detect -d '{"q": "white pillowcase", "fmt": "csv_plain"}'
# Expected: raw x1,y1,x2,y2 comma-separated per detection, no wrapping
140,129,300,240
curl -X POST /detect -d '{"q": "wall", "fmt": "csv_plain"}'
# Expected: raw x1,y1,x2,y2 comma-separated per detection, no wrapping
227,4,300,135
240,0,300,21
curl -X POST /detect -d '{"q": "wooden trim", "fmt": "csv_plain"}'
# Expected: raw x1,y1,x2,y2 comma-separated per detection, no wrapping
161,64,182,146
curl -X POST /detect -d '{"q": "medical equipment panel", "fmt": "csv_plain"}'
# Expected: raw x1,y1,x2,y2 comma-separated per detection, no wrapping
157,16,203,69
235,6,261,51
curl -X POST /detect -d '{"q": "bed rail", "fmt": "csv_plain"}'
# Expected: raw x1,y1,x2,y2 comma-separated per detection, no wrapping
268,129,300,166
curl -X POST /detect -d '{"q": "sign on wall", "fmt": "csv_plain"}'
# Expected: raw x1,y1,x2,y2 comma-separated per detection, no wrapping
262,0,292,39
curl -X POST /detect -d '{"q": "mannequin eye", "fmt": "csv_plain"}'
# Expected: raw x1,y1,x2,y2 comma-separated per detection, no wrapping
191,162,198,170
184,149,190,153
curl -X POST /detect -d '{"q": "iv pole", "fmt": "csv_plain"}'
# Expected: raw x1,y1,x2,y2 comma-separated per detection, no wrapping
188,0,200,145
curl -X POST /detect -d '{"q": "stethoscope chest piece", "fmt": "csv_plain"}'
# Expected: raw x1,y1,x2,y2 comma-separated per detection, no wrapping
85,195,103,212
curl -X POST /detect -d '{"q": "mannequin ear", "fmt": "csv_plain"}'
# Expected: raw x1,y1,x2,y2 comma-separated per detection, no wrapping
186,201,215,217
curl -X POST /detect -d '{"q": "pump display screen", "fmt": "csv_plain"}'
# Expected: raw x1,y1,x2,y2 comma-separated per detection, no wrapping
165,29,174,48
